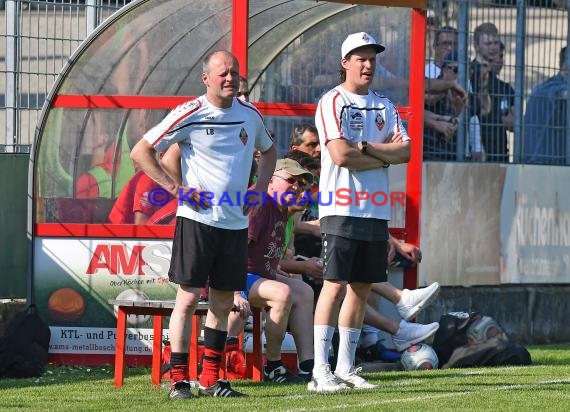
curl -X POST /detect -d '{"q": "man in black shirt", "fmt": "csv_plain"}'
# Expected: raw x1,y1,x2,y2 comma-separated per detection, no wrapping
470,22,513,163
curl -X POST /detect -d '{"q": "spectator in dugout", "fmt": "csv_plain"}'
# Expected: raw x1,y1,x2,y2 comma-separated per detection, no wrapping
289,123,321,162
106,151,172,224
229,158,317,383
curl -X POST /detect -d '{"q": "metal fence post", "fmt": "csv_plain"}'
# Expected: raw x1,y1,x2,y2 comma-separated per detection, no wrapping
566,0,570,165
5,0,20,150
456,0,469,161
86,0,99,36
513,0,526,164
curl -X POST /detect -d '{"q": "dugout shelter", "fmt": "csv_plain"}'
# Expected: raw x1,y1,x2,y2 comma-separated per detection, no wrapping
30,0,426,365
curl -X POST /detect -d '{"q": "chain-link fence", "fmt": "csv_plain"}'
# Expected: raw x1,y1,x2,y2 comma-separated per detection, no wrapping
1,0,569,164
424,0,569,164
1,0,132,153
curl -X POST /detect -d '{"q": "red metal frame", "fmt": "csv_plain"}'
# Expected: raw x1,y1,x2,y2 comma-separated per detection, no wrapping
41,4,427,292
38,3,427,369
402,7,426,290
112,303,263,387
232,0,249,76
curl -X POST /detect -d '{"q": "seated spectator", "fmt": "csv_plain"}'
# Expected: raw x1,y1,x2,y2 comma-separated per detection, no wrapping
147,197,177,225
289,123,321,162
230,158,316,383
107,169,166,224
237,76,250,102
523,46,568,164
75,134,135,199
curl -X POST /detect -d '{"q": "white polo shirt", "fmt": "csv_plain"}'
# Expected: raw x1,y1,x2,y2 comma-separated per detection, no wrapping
144,95,273,229
315,85,410,221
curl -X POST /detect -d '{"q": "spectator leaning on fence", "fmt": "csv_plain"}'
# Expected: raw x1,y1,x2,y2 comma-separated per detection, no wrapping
483,36,514,162
523,46,568,165
471,22,511,162
423,49,465,160
425,26,458,79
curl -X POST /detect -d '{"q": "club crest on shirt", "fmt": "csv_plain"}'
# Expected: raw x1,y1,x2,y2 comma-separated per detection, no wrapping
239,127,248,145
375,112,385,131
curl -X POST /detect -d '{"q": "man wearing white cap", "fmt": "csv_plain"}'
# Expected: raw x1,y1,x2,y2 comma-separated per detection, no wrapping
309,32,412,392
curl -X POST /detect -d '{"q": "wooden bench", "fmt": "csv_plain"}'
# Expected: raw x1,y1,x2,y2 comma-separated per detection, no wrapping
109,299,263,387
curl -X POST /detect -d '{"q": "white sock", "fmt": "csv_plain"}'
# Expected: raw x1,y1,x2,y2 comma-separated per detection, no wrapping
335,326,361,376
313,325,335,369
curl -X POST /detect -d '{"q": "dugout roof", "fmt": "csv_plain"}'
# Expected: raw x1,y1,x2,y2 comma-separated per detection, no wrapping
32,0,426,226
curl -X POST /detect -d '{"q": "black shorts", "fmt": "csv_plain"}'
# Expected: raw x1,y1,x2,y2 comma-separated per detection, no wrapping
168,217,248,291
321,233,388,283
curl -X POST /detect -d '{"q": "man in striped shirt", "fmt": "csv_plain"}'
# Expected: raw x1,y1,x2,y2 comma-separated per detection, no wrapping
310,32,411,392
131,50,276,399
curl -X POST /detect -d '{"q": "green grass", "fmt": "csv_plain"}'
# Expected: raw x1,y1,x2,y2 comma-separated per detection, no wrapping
1,344,570,411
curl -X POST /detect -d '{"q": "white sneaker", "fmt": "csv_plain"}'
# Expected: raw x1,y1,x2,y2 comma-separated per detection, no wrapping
396,282,440,321
392,320,440,352
307,364,350,393
334,367,378,389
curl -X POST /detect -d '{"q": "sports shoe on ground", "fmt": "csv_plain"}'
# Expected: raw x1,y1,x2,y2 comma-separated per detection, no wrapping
264,365,305,383
396,282,440,321
298,371,312,383
392,320,440,352
198,379,246,397
334,367,378,389
169,380,193,400
307,364,351,393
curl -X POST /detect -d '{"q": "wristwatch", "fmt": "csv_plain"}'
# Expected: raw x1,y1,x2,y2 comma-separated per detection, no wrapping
360,141,368,154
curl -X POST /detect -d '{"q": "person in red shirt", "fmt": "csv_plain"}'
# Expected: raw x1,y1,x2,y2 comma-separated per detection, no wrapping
107,169,165,224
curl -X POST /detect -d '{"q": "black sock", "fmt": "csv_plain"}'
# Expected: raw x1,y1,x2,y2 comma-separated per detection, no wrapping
170,352,189,366
265,359,283,373
203,326,227,351
299,359,314,374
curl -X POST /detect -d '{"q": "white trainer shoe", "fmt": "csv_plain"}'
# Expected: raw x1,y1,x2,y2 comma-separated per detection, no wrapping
334,367,378,389
307,364,350,393
396,282,440,321
392,320,440,352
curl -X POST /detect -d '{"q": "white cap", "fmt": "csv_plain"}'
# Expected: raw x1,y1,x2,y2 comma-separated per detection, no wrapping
341,32,385,59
